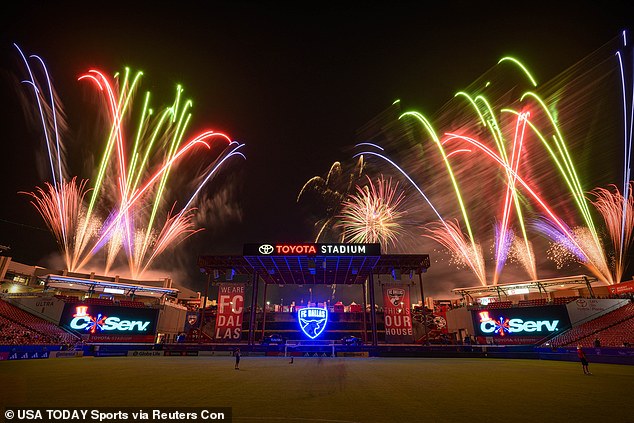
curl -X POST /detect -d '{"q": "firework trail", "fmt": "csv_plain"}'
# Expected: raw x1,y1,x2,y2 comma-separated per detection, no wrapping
590,183,634,282
337,175,406,251
400,111,477,247
74,71,237,277
20,178,92,268
16,46,245,278
443,132,612,283
615,30,634,280
342,37,629,287
501,95,612,283
297,157,365,242
507,234,538,280
424,220,487,285
493,222,514,279
454,78,537,283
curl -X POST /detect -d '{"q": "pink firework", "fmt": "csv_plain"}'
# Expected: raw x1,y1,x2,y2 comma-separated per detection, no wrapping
590,183,634,282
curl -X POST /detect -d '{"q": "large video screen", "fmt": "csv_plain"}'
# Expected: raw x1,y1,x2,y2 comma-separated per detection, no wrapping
471,305,571,337
60,303,159,338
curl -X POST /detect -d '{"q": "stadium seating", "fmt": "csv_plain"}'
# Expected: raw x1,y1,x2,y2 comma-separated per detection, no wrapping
517,299,547,307
119,300,146,308
547,302,634,347
83,297,114,305
552,296,580,305
575,313,634,347
54,295,80,303
55,295,146,308
0,300,79,345
486,301,513,309
0,315,59,345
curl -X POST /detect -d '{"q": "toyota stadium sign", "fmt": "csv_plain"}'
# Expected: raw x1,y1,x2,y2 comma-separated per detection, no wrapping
243,243,381,256
471,305,571,337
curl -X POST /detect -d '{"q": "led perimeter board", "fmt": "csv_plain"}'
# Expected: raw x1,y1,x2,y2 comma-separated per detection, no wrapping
471,305,571,337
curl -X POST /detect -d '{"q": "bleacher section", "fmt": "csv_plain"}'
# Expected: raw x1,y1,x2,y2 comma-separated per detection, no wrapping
517,298,547,307
54,294,149,308
547,302,634,347
119,300,146,308
54,295,80,303
485,301,513,309
575,308,634,347
84,297,114,306
552,296,580,305
0,315,58,345
0,299,78,345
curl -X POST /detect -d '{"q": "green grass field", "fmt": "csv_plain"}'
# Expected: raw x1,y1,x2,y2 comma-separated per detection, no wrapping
1,356,632,423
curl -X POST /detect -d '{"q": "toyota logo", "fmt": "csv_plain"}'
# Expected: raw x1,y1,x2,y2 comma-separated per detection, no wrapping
259,244,274,255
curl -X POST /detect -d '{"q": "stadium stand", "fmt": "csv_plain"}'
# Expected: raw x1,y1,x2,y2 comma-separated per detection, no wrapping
54,295,80,303
517,299,547,307
547,302,634,347
486,301,513,309
552,296,580,305
575,312,634,347
0,299,79,344
84,297,114,305
119,300,146,308
0,315,58,345
53,295,148,308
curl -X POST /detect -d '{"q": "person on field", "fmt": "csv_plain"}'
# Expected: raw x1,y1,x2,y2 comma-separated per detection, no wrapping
234,348,241,370
577,345,591,375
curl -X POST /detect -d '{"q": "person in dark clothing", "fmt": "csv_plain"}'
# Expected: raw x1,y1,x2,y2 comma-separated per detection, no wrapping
577,345,591,375
234,348,240,370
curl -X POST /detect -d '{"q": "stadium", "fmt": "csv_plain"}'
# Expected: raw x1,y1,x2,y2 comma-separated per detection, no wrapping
1,242,633,422
2,5,634,423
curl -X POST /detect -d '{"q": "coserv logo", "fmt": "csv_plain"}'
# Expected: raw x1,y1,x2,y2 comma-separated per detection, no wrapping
258,244,274,254
69,306,151,333
478,311,559,336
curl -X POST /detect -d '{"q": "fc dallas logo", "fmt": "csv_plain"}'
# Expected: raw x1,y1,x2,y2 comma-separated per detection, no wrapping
298,307,328,339
387,288,405,306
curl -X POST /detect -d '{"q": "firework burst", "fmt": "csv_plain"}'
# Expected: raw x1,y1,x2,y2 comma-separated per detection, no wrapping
16,46,245,278
337,175,406,250
297,157,365,241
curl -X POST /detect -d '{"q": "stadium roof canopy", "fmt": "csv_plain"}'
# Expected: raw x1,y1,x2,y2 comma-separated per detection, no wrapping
44,274,179,298
197,243,431,285
451,275,599,299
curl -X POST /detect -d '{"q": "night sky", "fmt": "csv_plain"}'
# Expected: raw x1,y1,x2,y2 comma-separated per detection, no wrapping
0,2,631,299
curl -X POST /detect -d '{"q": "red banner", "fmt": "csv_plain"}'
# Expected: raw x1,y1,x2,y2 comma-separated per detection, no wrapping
382,284,414,343
215,283,245,341
608,280,634,294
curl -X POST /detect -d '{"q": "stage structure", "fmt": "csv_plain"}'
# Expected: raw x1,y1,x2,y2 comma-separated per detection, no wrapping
197,243,431,346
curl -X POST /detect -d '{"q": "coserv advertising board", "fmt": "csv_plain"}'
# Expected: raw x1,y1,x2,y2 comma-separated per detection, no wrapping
59,303,159,343
471,305,571,338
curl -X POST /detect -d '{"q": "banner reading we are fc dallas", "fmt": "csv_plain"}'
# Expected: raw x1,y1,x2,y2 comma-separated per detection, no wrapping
215,283,245,341
382,284,414,343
